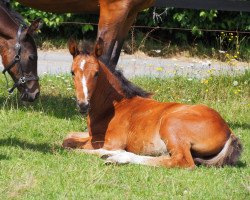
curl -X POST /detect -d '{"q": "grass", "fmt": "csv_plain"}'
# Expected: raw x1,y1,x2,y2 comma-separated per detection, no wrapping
0,72,249,199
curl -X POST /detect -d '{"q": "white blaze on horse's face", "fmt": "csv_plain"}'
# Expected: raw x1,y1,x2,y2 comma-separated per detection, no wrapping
79,59,88,103
72,55,100,106
80,60,86,70
81,76,88,103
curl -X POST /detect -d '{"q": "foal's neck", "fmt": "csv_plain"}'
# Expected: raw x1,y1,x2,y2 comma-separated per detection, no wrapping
88,61,125,120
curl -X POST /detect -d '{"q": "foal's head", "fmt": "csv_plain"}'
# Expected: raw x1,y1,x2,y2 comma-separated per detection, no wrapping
68,38,104,114
0,15,41,102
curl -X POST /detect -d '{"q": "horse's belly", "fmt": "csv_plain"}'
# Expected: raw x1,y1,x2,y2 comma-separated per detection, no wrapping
128,133,168,156
17,0,99,13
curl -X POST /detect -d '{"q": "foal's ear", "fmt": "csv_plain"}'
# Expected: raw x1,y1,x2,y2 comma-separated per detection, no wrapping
94,37,104,57
27,18,43,35
68,38,79,57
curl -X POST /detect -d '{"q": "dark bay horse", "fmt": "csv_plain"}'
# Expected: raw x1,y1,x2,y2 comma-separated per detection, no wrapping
62,38,242,168
16,0,156,69
0,1,41,101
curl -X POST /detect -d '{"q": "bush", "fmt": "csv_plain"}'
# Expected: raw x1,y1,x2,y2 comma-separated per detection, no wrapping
11,1,250,59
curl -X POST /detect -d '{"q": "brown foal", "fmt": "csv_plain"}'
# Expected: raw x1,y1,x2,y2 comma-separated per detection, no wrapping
63,38,242,168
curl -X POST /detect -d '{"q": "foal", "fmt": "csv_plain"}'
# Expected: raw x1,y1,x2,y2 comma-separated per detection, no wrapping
63,38,242,168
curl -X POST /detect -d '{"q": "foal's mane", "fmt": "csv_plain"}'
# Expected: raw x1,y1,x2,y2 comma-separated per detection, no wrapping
79,42,151,99
111,69,151,98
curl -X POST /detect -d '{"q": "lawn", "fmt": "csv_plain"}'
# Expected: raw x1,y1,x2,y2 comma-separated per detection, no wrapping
0,71,249,199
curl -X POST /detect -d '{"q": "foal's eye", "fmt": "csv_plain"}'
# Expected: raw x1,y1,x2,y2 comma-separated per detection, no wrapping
94,71,99,78
71,71,75,76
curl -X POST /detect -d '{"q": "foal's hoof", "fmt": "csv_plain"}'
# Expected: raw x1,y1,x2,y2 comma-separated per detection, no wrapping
104,160,117,165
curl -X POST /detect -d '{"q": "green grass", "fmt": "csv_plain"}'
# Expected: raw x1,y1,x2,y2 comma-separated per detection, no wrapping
0,72,249,199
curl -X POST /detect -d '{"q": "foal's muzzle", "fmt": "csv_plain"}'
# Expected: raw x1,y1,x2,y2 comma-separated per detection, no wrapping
78,102,89,114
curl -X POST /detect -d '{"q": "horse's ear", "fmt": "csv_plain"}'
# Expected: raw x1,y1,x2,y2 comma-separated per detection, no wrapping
27,18,43,35
68,38,79,57
94,37,104,57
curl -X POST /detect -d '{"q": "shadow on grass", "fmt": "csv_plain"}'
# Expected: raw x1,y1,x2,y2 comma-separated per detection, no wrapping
0,94,80,119
0,137,63,154
235,161,247,168
0,154,11,160
229,122,250,130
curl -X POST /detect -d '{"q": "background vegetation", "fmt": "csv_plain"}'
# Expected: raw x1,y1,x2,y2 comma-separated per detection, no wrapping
11,1,250,60
0,72,249,199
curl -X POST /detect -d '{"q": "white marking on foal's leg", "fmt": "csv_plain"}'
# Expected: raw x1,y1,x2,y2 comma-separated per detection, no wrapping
81,76,88,102
80,60,86,70
76,148,125,157
105,151,153,165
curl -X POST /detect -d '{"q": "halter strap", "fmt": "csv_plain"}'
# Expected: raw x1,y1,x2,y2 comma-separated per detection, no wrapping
8,76,39,94
2,25,22,74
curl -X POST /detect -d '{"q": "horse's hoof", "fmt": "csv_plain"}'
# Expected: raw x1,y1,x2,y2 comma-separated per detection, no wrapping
104,160,117,165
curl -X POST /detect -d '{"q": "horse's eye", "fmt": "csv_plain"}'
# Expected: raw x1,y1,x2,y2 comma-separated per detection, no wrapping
94,71,99,78
29,54,37,61
71,71,75,76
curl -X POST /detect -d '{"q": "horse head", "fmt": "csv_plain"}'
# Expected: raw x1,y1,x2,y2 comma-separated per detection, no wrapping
68,38,104,114
1,18,41,102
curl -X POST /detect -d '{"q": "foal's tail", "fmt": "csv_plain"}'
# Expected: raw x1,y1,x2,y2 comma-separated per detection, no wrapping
194,134,242,167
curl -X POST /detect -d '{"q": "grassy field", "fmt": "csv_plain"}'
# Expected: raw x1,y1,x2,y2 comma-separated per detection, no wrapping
0,71,249,199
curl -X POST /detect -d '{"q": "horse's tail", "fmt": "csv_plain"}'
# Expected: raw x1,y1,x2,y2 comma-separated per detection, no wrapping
194,133,242,167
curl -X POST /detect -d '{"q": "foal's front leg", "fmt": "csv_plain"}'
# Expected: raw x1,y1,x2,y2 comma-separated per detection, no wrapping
62,132,104,149
62,132,91,149
65,132,90,139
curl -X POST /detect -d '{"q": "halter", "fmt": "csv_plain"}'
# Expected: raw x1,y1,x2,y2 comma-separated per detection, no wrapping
2,24,39,94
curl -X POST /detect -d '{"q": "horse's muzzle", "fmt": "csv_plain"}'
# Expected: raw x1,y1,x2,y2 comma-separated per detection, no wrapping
20,90,40,102
78,102,89,114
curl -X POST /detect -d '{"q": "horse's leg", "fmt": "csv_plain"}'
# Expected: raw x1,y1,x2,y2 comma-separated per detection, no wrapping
108,11,138,68
98,1,131,68
103,143,195,169
75,148,125,157
103,128,195,168
146,142,196,169
64,132,90,139
62,133,104,149
149,122,197,168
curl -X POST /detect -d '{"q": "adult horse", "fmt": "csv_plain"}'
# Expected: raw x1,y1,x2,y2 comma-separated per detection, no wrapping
16,0,156,70
0,1,41,101
62,38,242,168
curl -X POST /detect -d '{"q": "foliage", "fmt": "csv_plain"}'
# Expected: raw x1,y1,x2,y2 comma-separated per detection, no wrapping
11,1,250,37
0,72,249,199
10,2,250,59
11,1,98,38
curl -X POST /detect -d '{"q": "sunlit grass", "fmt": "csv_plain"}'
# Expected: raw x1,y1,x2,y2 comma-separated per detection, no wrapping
0,71,249,199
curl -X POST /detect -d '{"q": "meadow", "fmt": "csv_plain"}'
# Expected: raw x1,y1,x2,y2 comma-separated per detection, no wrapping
0,71,249,199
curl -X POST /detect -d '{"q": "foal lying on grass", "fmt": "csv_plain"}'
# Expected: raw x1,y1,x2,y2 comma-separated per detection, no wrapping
63,38,242,169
